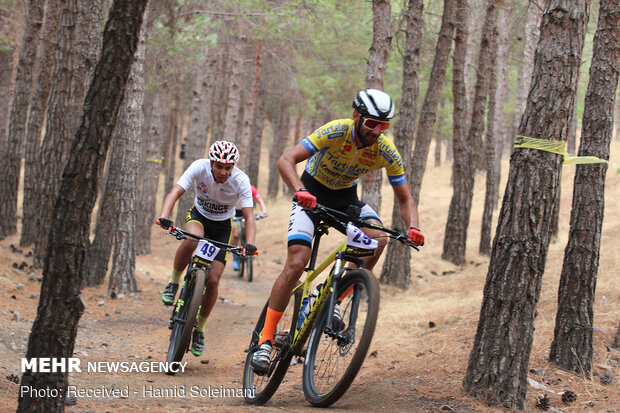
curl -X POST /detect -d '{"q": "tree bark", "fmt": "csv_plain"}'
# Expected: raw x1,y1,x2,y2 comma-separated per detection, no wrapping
379,0,423,289
444,0,469,264
0,0,45,240
267,102,289,199
362,0,392,214
508,0,544,155
33,0,103,268
444,0,498,266
463,0,589,409
480,1,509,255
175,45,217,224
238,40,263,173
410,0,455,204
32,0,78,268
17,1,147,410
109,12,147,296
247,83,266,186
21,0,61,247
0,11,15,172
549,0,619,374
136,88,166,255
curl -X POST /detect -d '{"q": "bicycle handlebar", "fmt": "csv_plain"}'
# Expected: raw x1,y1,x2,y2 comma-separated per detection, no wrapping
294,199,420,251
156,220,258,256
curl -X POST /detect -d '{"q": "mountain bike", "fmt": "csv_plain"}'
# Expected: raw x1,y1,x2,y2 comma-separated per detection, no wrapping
235,214,267,282
242,202,419,406
158,222,250,375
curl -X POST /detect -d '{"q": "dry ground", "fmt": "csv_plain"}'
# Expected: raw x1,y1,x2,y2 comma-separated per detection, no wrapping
0,142,619,413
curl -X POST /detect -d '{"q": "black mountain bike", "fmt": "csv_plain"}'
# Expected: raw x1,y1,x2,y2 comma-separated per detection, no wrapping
235,214,267,282
242,202,419,406
159,222,249,374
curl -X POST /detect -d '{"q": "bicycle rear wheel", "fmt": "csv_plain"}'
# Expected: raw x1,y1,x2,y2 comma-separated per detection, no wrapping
237,256,245,278
302,268,379,406
243,288,301,405
165,269,206,374
246,256,253,282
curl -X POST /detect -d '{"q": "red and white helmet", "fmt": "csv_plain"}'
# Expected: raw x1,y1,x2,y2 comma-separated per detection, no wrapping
209,140,239,164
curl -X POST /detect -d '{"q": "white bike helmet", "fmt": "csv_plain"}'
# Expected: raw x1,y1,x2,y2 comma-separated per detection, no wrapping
209,140,239,164
352,89,395,119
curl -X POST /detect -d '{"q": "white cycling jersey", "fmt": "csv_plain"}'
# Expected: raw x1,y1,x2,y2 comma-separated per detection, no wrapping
177,159,253,221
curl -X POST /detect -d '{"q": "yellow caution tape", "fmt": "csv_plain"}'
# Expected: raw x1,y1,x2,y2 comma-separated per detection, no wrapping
514,135,620,174
146,157,164,164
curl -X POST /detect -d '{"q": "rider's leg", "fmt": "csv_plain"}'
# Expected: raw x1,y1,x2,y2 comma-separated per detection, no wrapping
173,221,205,274
198,260,225,320
162,221,204,305
257,244,312,345
359,217,386,271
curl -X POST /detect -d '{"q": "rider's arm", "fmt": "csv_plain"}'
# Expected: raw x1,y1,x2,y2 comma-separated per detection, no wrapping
276,143,312,192
392,183,419,229
159,184,186,221
241,206,256,245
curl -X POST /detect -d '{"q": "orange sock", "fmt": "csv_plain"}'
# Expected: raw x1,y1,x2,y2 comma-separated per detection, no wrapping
258,307,284,345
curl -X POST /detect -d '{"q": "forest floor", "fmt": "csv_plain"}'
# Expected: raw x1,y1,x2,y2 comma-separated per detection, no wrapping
0,142,619,413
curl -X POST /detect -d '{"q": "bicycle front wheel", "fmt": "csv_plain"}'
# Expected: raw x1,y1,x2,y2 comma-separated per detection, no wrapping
243,288,301,405
165,269,206,374
302,268,379,406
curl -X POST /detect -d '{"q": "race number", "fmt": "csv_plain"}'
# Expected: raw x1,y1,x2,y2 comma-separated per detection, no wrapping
346,223,378,250
195,240,220,261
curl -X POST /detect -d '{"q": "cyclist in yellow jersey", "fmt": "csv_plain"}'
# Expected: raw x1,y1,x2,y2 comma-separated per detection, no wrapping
251,89,425,373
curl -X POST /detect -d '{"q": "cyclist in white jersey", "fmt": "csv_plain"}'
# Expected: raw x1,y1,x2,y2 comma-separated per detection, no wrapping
157,140,257,356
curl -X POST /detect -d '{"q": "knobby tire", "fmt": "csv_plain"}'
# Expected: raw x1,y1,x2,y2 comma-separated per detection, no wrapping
302,268,379,406
165,269,206,374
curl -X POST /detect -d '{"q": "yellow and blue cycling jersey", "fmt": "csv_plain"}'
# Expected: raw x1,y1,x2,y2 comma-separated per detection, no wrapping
300,119,406,190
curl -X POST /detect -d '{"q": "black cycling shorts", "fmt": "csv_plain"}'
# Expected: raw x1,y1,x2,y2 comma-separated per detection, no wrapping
185,205,232,263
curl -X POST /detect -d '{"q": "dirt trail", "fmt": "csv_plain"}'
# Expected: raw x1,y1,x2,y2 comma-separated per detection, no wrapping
1,149,619,412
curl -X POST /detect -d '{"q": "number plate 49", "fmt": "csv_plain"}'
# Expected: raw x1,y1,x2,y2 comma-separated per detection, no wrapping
195,240,220,261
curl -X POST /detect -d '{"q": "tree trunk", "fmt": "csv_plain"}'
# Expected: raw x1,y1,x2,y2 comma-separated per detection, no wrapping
434,98,447,167
33,0,103,268
380,0,423,289
17,1,147,411
238,40,263,173
444,0,468,263
267,102,289,199
480,1,509,255
463,0,589,409
32,0,78,268
444,0,498,266
247,83,266,186
136,89,167,255
549,0,619,374
223,32,246,145
210,34,230,141
0,0,45,240
0,11,15,171
508,0,543,155
21,0,61,247
410,0,455,204
362,0,392,214
175,45,217,224
109,12,147,296
163,91,180,195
